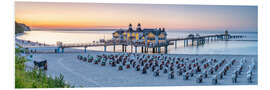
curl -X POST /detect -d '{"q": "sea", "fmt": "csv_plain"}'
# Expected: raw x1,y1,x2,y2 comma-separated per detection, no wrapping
16,30,258,55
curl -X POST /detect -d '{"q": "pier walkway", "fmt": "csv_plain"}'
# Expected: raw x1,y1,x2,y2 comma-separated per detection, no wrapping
18,33,244,54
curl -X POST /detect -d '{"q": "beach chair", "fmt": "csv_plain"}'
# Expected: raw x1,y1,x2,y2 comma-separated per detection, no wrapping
203,70,208,78
168,71,175,79
247,74,252,83
33,60,48,70
152,66,156,72
126,64,130,69
212,76,218,85
142,67,147,74
163,68,168,73
88,56,93,63
112,61,116,67
136,65,140,71
196,75,203,83
101,61,106,66
177,69,183,76
219,72,223,79
118,65,123,71
154,70,160,77
232,74,237,83
183,73,189,80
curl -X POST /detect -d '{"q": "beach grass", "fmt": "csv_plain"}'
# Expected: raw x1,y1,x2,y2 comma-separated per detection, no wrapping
15,48,73,88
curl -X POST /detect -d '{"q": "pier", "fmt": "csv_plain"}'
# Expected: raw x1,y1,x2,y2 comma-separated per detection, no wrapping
17,28,244,54
52,33,244,54
17,33,244,54
168,34,244,48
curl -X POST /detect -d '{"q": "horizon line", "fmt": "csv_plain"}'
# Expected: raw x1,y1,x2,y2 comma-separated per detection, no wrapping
30,28,258,32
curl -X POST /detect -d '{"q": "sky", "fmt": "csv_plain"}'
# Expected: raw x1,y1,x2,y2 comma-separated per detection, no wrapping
15,2,258,32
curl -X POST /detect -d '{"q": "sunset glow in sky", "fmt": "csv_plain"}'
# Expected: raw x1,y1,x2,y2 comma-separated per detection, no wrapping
15,2,258,31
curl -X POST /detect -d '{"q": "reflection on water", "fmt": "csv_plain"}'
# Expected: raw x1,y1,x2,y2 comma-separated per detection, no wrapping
168,41,257,55
16,30,257,55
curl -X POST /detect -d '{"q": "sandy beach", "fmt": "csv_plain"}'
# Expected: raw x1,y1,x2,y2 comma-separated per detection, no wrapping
23,49,257,87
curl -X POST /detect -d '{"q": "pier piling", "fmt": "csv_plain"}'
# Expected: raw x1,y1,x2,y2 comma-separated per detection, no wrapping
61,48,64,53
124,45,127,52
122,45,124,52
165,46,168,54
158,47,161,53
144,47,147,53
184,40,186,47
84,47,87,53
113,44,116,52
104,46,107,52
131,45,133,53
175,41,177,48
57,48,60,53
192,39,194,46
135,46,137,53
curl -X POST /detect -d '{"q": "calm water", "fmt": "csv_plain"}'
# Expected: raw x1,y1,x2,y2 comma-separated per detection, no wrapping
16,30,257,55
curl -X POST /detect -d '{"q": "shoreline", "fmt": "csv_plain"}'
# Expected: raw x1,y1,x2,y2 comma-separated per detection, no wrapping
15,31,258,56
16,44,258,56
15,35,257,56
15,32,25,37
15,30,258,55
15,41,258,56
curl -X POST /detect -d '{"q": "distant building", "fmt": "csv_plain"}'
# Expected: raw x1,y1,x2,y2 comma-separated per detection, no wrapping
113,23,167,46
